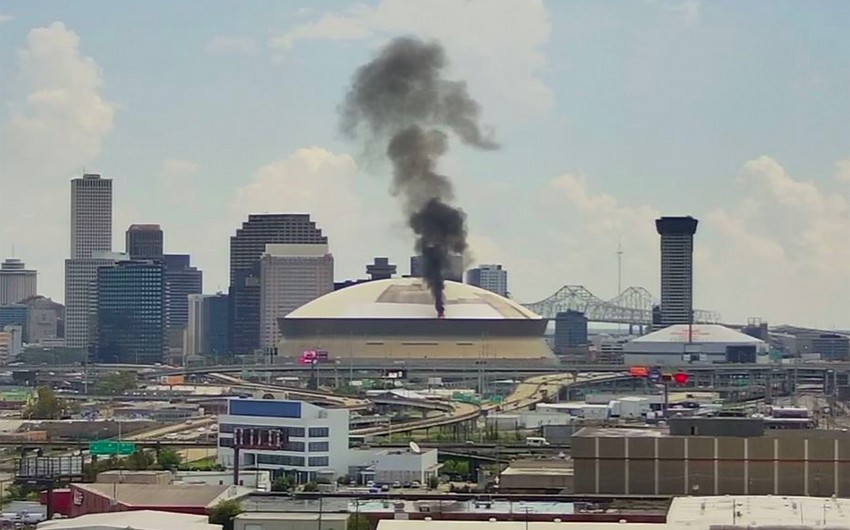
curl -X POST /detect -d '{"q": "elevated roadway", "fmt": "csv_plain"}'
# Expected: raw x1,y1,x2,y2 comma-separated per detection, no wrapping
19,361,849,378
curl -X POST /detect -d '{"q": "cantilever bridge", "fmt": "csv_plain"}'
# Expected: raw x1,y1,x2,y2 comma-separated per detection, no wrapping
522,285,721,326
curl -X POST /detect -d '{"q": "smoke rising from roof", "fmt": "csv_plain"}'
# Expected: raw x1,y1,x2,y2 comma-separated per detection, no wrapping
341,36,498,316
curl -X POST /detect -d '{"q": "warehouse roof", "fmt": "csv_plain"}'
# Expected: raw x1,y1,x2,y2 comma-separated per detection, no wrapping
37,510,220,530
73,483,249,509
667,495,850,528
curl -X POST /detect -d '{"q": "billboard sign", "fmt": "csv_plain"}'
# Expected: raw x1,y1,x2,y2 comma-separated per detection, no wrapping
17,456,84,480
233,427,289,450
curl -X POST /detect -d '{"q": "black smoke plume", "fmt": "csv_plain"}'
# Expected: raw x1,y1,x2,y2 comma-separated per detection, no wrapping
341,36,498,316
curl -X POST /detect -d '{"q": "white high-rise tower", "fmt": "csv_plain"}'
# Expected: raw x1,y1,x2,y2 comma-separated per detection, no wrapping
65,174,115,350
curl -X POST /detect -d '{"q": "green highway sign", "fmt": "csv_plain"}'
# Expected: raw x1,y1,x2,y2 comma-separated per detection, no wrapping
90,440,136,456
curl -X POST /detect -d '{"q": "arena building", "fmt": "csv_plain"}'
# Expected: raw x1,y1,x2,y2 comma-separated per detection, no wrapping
277,278,553,362
623,324,769,366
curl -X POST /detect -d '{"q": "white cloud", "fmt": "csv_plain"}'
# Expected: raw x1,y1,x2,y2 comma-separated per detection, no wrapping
160,158,200,206
671,0,701,26
0,21,116,303
0,14,14,23
534,174,661,299
206,36,258,55
269,0,553,120
651,0,701,26
232,147,408,282
835,159,850,183
511,158,849,328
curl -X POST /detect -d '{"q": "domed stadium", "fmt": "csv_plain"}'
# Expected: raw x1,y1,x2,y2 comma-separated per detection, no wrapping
277,278,554,362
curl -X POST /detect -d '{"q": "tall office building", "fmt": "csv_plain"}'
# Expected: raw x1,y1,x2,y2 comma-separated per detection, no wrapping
554,310,589,353
229,214,327,354
163,254,203,345
185,293,230,357
259,243,334,350
0,258,37,305
66,174,113,350
70,174,112,259
126,224,164,260
410,254,464,282
655,216,699,328
94,260,165,364
64,253,125,349
466,264,508,297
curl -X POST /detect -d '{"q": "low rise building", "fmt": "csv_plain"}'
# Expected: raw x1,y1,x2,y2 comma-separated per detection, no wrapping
36,510,221,530
572,425,850,497
623,324,768,366
217,398,349,482
374,448,439,485
234,512,349,530
67,483,249,517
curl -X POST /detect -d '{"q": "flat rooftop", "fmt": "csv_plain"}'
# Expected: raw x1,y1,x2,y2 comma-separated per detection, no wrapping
667,495,850,528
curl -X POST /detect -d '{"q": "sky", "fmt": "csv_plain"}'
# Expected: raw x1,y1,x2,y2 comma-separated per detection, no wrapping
0,0,848,329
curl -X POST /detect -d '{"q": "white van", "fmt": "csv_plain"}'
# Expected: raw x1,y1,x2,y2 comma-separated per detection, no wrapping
525,437,550,447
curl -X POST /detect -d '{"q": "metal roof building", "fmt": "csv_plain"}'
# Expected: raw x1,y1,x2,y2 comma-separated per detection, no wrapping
623,324,768,366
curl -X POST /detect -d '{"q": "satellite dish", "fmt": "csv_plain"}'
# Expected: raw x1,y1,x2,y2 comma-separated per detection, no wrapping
409,441,421,454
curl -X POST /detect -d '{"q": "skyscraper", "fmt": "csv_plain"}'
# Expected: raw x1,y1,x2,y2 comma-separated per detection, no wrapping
554,310,588,353
94,260,165,364
163,254,202,345
64,253,125,350
229,214,327,354
259,243,334,349
410,254,464,282
126,224,164,260
185,293,230,358
70,174,112,259
655,216,698,328
66,174,114,350
0,258,37,305
466,264,508,297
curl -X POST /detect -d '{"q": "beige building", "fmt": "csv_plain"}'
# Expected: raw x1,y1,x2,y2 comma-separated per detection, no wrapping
0,258,36,305
234,512,349,530
259,243,333,350
572,426,850,497
0,325,23,365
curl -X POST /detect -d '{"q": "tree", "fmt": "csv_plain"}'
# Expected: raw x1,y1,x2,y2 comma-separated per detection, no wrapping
428,476,439,490
95,372,137,396
209,499,243,530
302,481,319,492
156,448,182,470
347,514,370,530
271,475,293,492
26,386,63,419
127,449,154,470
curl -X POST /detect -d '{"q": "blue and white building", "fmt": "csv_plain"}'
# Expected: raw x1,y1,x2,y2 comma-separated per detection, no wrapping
217,398,349,482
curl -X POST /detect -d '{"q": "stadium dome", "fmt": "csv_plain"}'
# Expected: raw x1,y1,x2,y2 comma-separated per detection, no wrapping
287,278,540,320
278,278,553,362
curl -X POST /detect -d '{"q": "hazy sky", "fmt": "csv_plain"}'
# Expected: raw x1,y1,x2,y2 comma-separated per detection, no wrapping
0,1,848,329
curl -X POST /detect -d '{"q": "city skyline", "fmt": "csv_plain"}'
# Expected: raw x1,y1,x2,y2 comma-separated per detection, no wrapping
0,1,848,329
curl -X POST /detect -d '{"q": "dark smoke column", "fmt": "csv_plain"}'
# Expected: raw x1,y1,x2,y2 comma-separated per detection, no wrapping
340,37,498,317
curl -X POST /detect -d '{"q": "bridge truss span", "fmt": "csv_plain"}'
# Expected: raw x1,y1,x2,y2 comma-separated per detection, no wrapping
522,285,721,326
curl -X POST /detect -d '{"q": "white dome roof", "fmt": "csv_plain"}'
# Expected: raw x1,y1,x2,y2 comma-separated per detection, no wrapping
631,324,765,345
287,278,541,320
